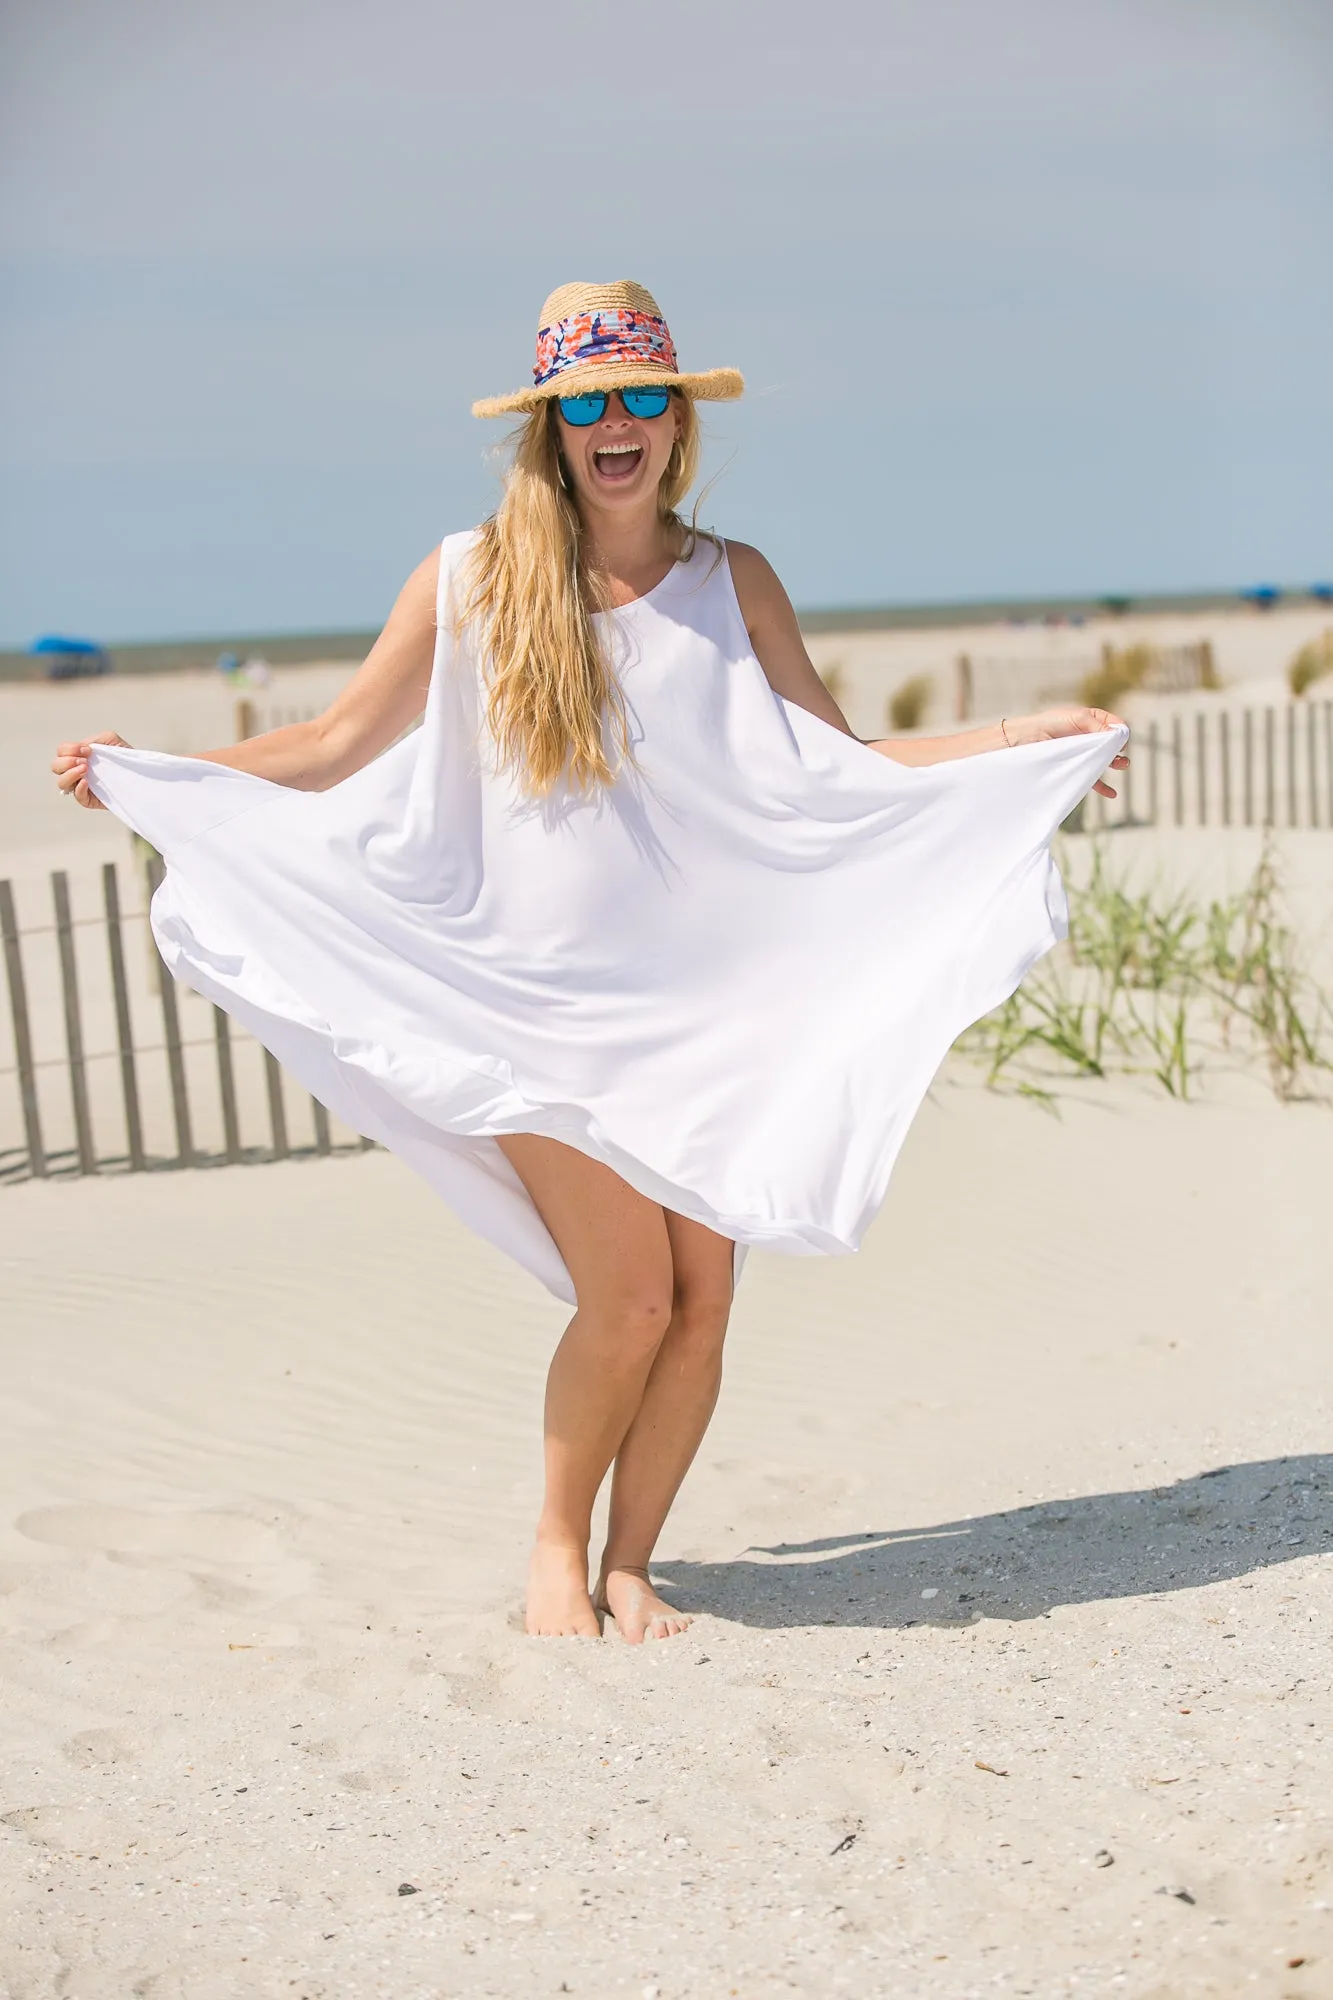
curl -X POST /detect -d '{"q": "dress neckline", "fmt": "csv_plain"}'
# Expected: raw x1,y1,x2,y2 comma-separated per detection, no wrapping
591,545,695,619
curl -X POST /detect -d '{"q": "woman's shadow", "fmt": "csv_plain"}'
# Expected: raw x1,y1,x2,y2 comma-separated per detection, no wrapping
653,1455,1332,1628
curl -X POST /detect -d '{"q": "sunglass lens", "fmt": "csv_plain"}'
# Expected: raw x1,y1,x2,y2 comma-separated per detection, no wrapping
557,393,606,426
621,388,671,419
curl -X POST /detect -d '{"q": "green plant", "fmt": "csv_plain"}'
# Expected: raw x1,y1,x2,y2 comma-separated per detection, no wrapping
1079,644,1156,712
1288,630,1333,698
887,673,932,732
956,836,1332,1104
1079,640,1218,710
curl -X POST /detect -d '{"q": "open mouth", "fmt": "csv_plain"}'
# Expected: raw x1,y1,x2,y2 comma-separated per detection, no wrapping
592,443,644,483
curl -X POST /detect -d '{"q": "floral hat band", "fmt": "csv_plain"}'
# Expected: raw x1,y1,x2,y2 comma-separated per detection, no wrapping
472,279,744,419
535,307,678,387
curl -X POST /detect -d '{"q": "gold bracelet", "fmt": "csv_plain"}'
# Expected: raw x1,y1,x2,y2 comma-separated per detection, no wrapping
1000,716,1013,748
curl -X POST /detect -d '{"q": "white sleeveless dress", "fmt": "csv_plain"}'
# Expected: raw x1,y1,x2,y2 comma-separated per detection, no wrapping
87,534,1126,1304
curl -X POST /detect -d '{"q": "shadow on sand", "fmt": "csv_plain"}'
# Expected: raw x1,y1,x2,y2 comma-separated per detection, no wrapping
654,1456,1332,1630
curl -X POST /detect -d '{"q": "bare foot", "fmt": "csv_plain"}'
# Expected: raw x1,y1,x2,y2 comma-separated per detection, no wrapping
525,1540,601,1638
596,1563,692,1644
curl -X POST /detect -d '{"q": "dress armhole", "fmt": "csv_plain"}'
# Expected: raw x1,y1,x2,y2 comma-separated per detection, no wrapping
713,537,759,661
436,528,483,632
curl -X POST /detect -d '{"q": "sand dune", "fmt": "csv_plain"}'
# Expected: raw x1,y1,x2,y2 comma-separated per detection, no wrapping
3,1074,1331,1998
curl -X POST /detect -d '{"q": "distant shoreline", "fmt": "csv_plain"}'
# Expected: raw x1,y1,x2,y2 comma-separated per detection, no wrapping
3,584,1327,681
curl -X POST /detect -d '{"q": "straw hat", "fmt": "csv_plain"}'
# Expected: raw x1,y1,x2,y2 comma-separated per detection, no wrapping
472,280,744,419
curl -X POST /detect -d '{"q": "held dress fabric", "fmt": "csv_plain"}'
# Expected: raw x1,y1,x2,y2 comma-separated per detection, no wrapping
88,535,1126,1305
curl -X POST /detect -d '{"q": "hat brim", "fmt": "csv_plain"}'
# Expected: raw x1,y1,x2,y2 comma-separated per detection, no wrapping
472,363,744,419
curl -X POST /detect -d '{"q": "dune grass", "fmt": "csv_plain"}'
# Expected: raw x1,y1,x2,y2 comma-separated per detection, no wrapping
887,673,933,732
1288,630,1333,698
1079,640,1219,712
956,836,1331,1104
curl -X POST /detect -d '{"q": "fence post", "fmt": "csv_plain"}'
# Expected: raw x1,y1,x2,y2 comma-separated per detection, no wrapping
954,653,973,723
1307,701,1320,830
235,697,258,741
145,855,194,1166
1263,708,1276,828
311,1096,332,1155
1146,720,1159,824
264,1050,290,1161
1286,703,1298,827
0,880,46,1179
1171,715,1184,827
101,862,145,1172
1219,710,1231,827
51,871,96,1175
214,1007,243,1164
1326,701,1333,826
1243,708,1254,827
1195,712,1207,828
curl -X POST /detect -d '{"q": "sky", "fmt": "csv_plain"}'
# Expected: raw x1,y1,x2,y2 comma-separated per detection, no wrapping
1,0,1331,646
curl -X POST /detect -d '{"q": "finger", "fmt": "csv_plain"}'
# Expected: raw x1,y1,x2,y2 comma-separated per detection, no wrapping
1093,780,1117,799
56,764,87,792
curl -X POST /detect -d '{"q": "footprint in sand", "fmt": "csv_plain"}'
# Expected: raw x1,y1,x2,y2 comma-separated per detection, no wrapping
62,1727,143,1769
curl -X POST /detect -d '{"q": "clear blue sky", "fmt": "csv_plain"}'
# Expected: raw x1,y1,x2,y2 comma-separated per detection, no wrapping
2,0,1330,645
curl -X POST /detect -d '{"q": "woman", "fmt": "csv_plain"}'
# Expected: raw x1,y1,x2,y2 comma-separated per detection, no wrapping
53,280,1128,1644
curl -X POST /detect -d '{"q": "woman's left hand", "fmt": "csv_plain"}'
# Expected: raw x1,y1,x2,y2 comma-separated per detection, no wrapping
1003,706,1130,798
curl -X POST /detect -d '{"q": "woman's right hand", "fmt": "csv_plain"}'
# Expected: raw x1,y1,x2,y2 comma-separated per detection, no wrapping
51,733,131,809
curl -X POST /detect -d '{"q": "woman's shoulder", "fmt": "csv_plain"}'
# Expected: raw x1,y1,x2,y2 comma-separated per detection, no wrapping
716,539,795,632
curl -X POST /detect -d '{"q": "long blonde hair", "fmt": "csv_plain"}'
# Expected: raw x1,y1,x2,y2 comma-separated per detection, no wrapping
458,394,702,796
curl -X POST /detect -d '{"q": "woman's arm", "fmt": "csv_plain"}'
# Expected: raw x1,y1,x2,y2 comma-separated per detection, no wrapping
53,549,441,807
726,540,1128,796
726,540,860,736
193,548,441,787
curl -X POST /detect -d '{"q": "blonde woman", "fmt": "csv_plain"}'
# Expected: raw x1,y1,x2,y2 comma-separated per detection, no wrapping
52,281,1128,1643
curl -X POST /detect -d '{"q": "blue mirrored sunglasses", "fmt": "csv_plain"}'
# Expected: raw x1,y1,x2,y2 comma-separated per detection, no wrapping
556,386,673,426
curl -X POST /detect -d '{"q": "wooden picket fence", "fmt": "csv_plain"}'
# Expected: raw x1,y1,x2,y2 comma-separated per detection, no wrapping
0,852,373,1185
7,696,1333,1186
1077,699,1333,832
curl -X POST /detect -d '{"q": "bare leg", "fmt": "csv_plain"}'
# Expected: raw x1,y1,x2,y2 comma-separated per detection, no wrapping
496,1134,674,1637
597,1212,735,1643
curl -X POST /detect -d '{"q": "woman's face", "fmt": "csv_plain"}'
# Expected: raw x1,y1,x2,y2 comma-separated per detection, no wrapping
555,389,681,514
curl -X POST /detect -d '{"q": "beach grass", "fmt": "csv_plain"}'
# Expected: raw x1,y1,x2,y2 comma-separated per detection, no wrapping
887,672,933,731
1287,628,1333,697
958,835,1332,1102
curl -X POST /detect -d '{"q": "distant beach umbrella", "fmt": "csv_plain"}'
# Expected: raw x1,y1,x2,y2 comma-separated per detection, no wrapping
1240,585,1281,610
1310,584,1333,604
29,634,112,679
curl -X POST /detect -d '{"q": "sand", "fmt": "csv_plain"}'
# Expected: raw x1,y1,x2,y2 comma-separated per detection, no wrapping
3,1072,1331,1999
3,642,1333,1997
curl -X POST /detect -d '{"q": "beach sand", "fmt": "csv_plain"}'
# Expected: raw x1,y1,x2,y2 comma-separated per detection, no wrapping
3,1070,1331,1998
4,632,1332,1995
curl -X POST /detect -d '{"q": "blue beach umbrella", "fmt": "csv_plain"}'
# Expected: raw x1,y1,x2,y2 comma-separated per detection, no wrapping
29,633,112,678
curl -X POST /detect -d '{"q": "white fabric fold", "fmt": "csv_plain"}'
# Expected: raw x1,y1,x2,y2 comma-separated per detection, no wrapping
88,533,1126,1304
